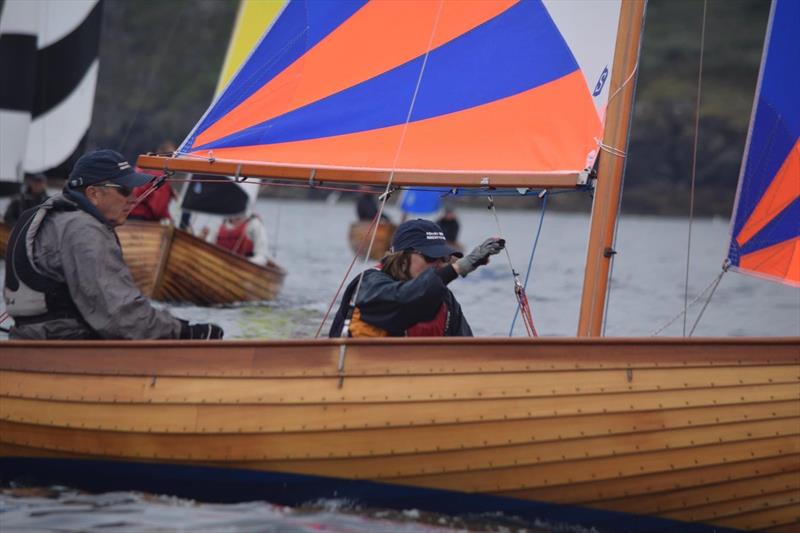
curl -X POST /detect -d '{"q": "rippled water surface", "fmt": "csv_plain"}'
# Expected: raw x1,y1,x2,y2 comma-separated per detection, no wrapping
0,196,797,531
170,197,798,338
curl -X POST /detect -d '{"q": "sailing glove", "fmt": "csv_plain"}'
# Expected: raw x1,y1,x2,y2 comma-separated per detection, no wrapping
180,321,224,340
455,238,505,277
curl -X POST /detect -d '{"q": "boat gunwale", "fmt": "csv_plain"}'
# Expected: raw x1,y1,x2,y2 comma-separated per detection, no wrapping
2,336,798,348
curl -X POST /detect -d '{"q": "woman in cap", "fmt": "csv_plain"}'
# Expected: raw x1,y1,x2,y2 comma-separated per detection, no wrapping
329,219,503,337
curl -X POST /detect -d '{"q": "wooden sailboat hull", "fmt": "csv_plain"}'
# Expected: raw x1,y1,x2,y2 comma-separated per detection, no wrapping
114,221,172,297
115,222,287,305
1,337,797,531
0,221,10,258
348,220,395,260
3,220,286,305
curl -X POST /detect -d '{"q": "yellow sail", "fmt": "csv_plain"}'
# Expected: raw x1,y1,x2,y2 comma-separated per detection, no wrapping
215,0,287,96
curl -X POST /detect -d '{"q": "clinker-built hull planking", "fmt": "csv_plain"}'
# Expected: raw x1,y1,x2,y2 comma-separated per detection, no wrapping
348,220,396,260
4,220,286,305
0,221,9,258
116,221,286,305
1,337,798,531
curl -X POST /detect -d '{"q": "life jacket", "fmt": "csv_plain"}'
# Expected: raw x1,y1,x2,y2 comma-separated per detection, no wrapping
3,201,82,325
128,180,173,221
216,217,254,257
348,302,449,337
406,302,449,336
346,264,451,338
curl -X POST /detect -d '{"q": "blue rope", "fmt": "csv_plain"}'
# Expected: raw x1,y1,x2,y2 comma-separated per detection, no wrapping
509,192,548,336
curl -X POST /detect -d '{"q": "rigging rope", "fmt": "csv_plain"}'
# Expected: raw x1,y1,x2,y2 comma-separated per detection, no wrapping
314,210,383,338
683,0,708,337
688,264,726,337
509,192,548,336
487,195,537,337
332,1,444,383
651,267,725,336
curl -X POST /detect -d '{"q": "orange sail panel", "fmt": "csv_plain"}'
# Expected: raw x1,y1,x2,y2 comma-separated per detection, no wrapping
727,0,800,287
174,0,622,186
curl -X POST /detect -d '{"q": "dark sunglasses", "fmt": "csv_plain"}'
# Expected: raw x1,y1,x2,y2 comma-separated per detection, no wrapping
412,250,447,264
95,183,134,197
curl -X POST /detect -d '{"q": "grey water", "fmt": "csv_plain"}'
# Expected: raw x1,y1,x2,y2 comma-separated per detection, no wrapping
0,196,798,532
174,196,799,339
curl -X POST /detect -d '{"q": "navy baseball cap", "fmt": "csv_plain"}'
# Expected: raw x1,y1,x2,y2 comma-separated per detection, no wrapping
391,219,463,258
67,149,152,190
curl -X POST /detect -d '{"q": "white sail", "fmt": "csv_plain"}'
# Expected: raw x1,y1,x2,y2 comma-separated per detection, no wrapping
0,0,101,184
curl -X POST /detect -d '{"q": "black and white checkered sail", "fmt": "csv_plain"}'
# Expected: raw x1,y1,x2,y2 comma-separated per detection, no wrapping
0,0,102,193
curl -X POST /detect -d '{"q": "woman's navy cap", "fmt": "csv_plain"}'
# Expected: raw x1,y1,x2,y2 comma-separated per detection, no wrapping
67,149,152,189
391,219,463,258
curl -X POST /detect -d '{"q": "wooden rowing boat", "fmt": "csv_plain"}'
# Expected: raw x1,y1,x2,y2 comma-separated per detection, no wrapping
114,221,171,298
2,220,286,305
0,221,9,258
348,220,396,260
1,337,798,531
115,221,286,305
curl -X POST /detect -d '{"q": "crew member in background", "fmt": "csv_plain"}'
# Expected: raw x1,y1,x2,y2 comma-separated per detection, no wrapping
328,219,504,338
3,173,49,227
356,187,390,222
128,140,177,223
3,149,223,340
436,204,460,244
205,213,269,265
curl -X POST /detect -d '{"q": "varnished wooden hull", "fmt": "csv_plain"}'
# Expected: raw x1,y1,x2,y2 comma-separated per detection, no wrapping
115,221,172,297
348,220,395,260
0,221,10,258
116,222,287,305
3,220,286,305
1,337,797,530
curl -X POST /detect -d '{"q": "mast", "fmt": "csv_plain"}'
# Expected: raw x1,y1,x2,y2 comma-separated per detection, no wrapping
577,0,646,337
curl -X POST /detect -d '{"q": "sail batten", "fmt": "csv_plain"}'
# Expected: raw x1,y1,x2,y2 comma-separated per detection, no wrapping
727,0,800,287
149,0,623,188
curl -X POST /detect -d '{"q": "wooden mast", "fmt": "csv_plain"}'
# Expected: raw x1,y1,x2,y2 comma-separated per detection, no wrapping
577,0,646,337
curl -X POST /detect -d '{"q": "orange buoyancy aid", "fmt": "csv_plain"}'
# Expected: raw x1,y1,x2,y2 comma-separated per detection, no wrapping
216,218,254,257
349,302,449,337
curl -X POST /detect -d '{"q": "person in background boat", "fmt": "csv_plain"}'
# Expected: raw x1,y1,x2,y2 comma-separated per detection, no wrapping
128,140,177,223
203,213,269,265
3,149,224,340
3,173,49,227
356,188,390,222
329,219,504,337
436,204,460,244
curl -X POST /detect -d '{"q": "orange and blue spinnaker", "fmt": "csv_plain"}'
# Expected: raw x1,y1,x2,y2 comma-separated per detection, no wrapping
178,0,621,184
727,0,799,287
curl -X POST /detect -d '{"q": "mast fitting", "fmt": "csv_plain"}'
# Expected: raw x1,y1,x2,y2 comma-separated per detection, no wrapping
378,186,396,202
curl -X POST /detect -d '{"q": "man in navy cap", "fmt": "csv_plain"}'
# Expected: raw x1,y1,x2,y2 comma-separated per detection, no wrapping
329,219,504,337
3,149,223,340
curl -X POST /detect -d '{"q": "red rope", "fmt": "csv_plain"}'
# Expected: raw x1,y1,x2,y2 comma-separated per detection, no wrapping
514,283,538,337
314,212,382,338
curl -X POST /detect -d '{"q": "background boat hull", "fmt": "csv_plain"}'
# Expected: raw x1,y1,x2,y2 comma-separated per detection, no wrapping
1,337,797,531
348,220,395,260
3,220,287,305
